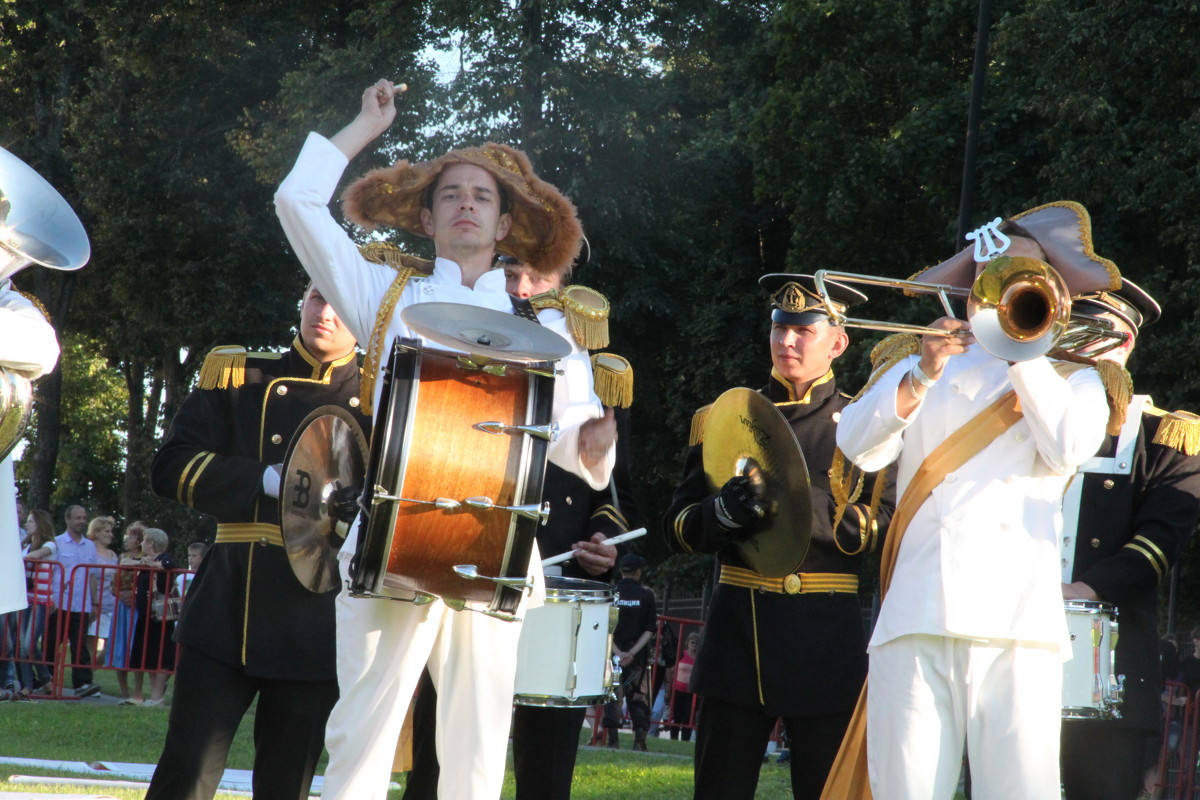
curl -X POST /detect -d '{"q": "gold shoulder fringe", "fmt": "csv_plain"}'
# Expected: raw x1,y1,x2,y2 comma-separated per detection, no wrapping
689,404,713,447
1149,407,1200,456
358,242,434,274
197,346,248,390
15,289,52,325
850,333,921,402
360,265,418,415
591,353,633,408
531,285,610,349
1095,360,1133,436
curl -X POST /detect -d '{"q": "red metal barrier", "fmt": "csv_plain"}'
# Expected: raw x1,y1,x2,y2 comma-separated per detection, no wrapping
1153,681,1199,799
8,559,191,700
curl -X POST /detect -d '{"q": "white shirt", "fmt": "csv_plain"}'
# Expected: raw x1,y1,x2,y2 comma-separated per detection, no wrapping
836,347,1108,648
275,133,612,559
53,531,98,613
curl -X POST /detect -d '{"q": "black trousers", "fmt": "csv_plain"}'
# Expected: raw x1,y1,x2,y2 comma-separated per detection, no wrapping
144,645,338,800
692,695,851,800
47,609,92,688
1061,720,1153,800
404,670,589,800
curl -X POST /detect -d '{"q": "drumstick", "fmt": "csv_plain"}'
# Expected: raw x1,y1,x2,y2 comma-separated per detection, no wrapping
541,528,647,567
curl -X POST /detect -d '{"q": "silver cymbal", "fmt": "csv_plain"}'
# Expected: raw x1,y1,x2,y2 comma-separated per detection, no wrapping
402,302,571,362
279,406,369,593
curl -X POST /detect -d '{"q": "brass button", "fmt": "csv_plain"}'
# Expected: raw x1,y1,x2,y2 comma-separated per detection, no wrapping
349,397,361,407
565,496,573,506
782,574,802,595
1103,479,1115,489
258,537,269,547
276,386,288,395
271,434,283,445
1090,538,1101,548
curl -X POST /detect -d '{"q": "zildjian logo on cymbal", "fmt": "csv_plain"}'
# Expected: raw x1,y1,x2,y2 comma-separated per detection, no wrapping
738,413,771,448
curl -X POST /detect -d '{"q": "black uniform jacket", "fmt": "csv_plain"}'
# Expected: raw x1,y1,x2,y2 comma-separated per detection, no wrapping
150,338,371,682
1070,407,1200,731
663,369,894,718
540,407,640,583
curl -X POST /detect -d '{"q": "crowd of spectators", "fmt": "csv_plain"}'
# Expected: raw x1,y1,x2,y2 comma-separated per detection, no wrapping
0,501,206,703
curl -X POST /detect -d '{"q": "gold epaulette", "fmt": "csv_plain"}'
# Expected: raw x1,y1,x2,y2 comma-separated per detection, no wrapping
530,285,610,349
358,242,434,274
197,346,249,390
358,244,432,415
1145,405,1200,456
591,353,633,408
1095,360,1133,436
849,333,921,402
688,403,713,447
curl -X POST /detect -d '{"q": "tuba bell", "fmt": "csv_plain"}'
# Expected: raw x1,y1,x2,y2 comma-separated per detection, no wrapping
0,146,91,460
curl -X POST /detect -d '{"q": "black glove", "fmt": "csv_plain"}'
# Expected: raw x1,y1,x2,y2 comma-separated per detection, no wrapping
711,475,769,538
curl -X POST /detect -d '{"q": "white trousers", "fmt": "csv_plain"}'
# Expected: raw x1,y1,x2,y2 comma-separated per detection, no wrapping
321,558,528,800
866,633,1063,800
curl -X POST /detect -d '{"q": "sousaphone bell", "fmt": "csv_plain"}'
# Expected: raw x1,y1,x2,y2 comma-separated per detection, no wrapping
701,387,812,577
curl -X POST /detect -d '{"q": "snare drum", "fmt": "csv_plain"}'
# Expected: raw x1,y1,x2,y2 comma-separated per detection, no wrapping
1062,599,1123,719
514,576,616,707
351,339,554,616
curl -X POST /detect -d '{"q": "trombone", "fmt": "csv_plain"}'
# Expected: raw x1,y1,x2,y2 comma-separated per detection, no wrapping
813,257,1128,363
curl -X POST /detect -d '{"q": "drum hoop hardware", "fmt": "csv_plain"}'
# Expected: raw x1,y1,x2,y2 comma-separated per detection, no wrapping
452,563,535,594
455,354,561,380
473,420,560,442
463,496,550,522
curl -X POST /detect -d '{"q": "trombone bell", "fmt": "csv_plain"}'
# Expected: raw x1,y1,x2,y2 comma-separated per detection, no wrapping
967,256,1069,363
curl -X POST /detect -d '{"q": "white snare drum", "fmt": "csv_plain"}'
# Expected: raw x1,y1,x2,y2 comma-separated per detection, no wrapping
1062,599,1124,719
514,576,616,707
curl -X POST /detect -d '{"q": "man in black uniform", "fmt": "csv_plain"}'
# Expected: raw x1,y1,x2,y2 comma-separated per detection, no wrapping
663,274,893,800
145,284,370,800
603,552,658,751
1059,279,1200,800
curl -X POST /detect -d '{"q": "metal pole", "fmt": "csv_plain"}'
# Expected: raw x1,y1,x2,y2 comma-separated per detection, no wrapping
956,0,995,244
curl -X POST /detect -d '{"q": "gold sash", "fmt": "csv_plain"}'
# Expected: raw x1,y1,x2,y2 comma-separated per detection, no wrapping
820,389,1023,799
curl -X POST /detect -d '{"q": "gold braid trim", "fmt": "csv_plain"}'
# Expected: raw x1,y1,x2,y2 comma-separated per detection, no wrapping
1148,407,1200,456
15,289,52,325
358,242,434,273
851,333,921,402
830,448,865,537
865,461,890,552
1048,350,1129,436
591,353,633,408
197,346,248,390
531,285,611,349
360,265,417,416
689,404,713,447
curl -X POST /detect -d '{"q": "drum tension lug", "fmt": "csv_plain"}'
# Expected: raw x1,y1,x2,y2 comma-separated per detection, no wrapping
464,496,550,522
453,563,535,594
473,420,559,442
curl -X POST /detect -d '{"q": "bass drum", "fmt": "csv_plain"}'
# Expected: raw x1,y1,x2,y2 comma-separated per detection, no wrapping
351,338,554,616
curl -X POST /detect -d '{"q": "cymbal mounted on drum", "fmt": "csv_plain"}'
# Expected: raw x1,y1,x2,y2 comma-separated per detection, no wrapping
702,388,813,578
0,146,91,460
279,406,370,593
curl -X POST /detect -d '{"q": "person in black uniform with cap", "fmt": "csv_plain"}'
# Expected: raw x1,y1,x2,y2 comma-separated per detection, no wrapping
1058,279,1200,800
663,274,893,800
603,552,658,751
144,284,371,800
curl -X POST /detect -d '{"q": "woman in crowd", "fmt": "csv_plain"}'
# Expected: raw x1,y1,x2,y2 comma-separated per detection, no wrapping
129,527,176,706
85,516,118,666
15,509,58,697
111,521,145,703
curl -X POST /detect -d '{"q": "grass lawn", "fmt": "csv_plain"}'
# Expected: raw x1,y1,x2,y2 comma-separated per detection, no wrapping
0,670,800,799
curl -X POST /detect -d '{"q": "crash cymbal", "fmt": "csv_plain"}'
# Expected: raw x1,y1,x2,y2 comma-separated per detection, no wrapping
402,302,571,362
279,406,369,593
701,387,811,578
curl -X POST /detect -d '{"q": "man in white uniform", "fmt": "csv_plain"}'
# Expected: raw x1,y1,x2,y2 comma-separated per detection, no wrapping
834,203,1117,800
275,79,614,800
0,284,59,618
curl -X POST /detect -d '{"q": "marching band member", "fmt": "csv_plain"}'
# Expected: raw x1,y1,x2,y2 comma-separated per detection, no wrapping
829,203,1115,800
1059,280,1200,800
662,274,892,800
274,79,614,800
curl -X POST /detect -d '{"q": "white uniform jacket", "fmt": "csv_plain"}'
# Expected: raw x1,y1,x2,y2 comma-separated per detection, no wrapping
836,347,1108,649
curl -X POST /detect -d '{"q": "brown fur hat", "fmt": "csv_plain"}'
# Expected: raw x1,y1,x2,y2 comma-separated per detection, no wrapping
341,143,583,278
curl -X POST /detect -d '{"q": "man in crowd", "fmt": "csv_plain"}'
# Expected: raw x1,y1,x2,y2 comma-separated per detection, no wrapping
663,274,891,800
144,284,369,800
274,79,614,800
51,504,100,697
833,203,1116,799
603,553,658,751
1059,279,1200,799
